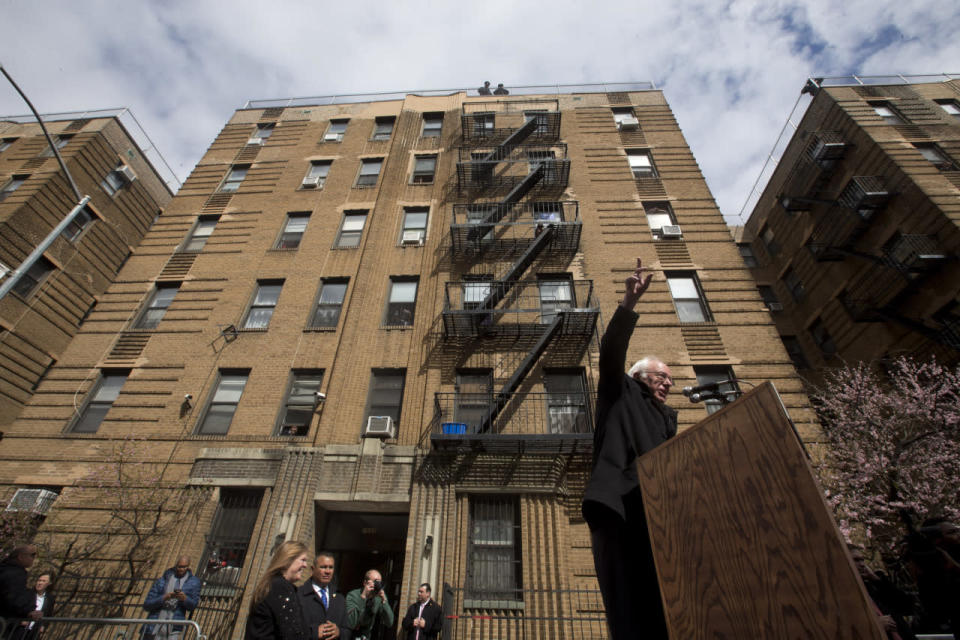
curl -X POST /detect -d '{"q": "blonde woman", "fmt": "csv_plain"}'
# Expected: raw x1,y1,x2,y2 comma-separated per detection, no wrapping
245,542,310,640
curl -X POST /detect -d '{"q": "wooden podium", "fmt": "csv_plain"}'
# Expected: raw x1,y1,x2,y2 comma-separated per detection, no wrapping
636,382,885,639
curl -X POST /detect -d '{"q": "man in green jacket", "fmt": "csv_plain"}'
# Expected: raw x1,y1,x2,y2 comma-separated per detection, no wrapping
345,569,394,640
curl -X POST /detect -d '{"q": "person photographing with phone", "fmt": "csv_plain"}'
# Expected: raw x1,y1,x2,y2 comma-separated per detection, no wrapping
345,570,394,640
142,556,201,640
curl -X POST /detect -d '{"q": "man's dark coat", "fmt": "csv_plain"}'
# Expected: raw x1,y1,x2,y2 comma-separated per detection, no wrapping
0,559,35,621
400,598,442,640
298,579,351,640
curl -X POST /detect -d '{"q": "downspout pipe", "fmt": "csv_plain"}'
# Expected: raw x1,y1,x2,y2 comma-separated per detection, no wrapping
0,195,91,301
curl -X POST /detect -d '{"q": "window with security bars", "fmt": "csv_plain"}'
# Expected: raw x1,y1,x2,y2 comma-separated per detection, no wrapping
310,279,348,328
200,488,263,586
545,369,589,434
197,371,249,435
135,284,179,329
182,216,218,252
276,212,310,249
70,371,128,433
467,496,522,603
243,281,283,329
277,370,324,436
524,110,549,135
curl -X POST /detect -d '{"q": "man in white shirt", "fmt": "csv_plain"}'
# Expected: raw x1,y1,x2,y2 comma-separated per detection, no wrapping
298,552,350,639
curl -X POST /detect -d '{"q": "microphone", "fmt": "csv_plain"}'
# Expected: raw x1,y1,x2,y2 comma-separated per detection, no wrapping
681,380,730,398
682,379,738,403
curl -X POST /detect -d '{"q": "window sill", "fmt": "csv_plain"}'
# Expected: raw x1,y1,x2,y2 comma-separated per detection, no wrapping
463,599,524,611
237,327,269,333
410,180,435,186
304,327,338,333
381,324,414,330
353,184,377,189
268,248,299,253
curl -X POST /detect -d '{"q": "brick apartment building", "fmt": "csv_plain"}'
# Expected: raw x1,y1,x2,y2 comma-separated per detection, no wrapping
0,112,174,425
1,85,817,638
738,75,960,372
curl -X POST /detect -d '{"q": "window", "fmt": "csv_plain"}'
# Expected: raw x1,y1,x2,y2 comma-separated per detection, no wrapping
467,496,522,603
693,366,737,415
781,336,810,370
627,150,657,178
936,99,960,120
758,285,782,311
303,160,332,189
364,369,406,427
532,202,563,222
310,278,347,328
455,370,493,433
372,116,395,141
100,168,125,196
760,226,780,257
545,369,589,434
913,143,958,171
422,112,443,137
472,113,495,137
524,110,549,135
466,205,496,246
385,277,418,326
277,370,324,436
0,138,16,152
135,284,179,329
39,135,71,158
539,275,574,324
335,211,367,248
463,275,493,310
666,272,711,323
61,206,95,242
71,371,128,433
219,165,249,192
738,243,758,267
183,216,218,252
243,281,283,329
870,102,905,125
401,207,428,245
355,159,382,187
527,149,555,175
197,371,249,435
252,123,274,142
643,202,676,237
199,488,263,586
324,119,349,142
783,267,805,302
11,256,54,298
411,155,437,184
276,212,310,249
0,175,27,202
612,107,637,130
809,318,836,357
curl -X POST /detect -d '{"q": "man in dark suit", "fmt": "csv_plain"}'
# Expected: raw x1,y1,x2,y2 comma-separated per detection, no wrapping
400,583,441,640
299,552,350,640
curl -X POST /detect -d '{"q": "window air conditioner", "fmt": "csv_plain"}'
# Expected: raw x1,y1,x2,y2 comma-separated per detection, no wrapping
660,225,683,238
247,137,264,146
324,133,341,142
766,302,784,312
301,176,322,189
364,416,395,439
618,116,640,131
401,230,424,246
5,489,58,515
116,165,138,184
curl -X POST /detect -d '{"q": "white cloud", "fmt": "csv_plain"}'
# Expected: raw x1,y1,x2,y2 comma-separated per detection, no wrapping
1,0,957,221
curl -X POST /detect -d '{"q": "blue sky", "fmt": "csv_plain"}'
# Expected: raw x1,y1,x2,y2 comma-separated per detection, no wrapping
1,0,958,225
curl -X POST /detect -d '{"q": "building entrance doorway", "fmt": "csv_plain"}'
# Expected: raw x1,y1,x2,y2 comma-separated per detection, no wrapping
315,505,408,640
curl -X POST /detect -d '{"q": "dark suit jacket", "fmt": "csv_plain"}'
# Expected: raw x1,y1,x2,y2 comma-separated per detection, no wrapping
400,599,442,640
298,579,350,640
10,591,55,640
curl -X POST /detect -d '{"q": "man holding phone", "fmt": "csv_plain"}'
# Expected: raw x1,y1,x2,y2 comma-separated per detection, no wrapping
142,556,201,639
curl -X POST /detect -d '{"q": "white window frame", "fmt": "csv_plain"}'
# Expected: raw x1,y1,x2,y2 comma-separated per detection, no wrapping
628,150,657,178
335,212,367,248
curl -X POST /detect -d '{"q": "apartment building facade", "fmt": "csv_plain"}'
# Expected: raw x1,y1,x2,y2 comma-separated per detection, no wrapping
1,86,817,638
739,76,960,371
0,113,174,425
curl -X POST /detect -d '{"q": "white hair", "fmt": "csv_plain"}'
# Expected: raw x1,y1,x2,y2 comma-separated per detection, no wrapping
628,356,663,379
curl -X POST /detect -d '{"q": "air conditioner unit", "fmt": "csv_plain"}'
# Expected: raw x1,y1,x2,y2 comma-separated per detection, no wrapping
364,416,395,439
247,137,264,146
660,225,683,238
301,176,322,188
766,302,784,312
618,116,640,131
5,489,58,515
324,133,341,142
401,230,424,246
116,164,137,184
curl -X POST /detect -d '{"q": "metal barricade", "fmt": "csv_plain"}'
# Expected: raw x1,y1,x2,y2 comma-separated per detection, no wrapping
1,617,205,640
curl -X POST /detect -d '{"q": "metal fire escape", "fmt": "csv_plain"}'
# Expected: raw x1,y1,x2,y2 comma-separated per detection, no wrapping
426,100,597,450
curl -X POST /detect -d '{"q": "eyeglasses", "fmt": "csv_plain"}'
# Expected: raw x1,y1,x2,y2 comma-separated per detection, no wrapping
644,371,673,385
